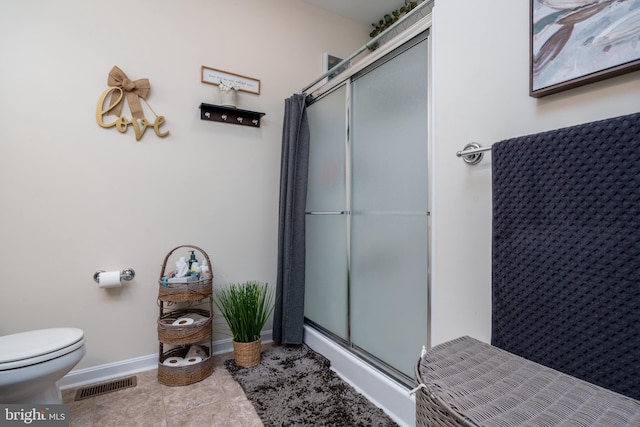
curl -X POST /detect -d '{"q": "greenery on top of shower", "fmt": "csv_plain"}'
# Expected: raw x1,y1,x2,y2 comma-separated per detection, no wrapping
369,0,419,38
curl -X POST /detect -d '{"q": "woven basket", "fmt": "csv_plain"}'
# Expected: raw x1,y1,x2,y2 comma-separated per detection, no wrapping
158,245,213,302
414,357,475,427
157,308,212,345
233,338,262,368
414,336,640,427
158,345,213,386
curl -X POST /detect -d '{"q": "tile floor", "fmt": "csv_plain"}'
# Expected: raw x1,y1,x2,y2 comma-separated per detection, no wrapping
62,351,263,427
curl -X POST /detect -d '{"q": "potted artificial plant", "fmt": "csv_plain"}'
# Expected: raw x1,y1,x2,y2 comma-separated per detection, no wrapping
214,280,275,367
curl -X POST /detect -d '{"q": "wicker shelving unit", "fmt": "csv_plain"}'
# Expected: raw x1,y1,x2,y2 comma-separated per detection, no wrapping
157,245,214,386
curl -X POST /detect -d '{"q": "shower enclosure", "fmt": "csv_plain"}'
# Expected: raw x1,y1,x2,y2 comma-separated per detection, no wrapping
304,31,430,386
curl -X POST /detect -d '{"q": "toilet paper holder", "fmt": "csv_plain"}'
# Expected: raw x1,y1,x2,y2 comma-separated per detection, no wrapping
93,268,136,283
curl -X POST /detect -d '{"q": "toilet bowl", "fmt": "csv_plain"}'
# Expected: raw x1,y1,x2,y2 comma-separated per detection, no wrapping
0,328,85,404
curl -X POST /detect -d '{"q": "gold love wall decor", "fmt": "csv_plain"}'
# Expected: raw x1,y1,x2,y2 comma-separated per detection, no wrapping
96,66,169,141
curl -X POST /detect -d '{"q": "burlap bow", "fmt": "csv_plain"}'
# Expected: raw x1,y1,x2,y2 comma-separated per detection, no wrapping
107,66,150,120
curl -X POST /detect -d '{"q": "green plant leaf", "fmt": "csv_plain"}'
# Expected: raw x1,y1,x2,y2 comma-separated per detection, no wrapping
214,281,276,343
370,0,421,38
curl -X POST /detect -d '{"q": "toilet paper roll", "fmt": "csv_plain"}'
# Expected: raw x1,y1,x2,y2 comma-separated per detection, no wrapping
186,345,207,359
162,356,184,366
183,313,208,324
181,356,203,366
172,317,194,326
98,271,121,288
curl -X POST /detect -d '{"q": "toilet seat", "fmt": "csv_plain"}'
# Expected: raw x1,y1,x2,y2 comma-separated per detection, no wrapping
0,328,85,371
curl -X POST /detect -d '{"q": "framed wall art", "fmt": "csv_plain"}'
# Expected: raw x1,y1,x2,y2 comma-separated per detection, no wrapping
322,53,349,84
530,0,640,98
201,66,260,95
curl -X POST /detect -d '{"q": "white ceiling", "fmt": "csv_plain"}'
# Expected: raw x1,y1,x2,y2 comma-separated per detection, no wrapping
302,0,409,25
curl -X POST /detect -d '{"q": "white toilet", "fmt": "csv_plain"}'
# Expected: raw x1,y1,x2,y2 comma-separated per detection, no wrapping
0,328,85,403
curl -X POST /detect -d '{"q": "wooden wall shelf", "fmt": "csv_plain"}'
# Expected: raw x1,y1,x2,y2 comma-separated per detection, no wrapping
199,103,265,128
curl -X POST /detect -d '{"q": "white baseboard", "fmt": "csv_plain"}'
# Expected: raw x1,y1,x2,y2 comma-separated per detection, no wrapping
303,325,415,427
58,330,272,390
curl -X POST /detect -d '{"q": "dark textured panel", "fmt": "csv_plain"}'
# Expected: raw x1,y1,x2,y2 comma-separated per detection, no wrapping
491,112,640,399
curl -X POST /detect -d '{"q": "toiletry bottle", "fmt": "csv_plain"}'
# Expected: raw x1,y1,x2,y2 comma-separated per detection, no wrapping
200,261,211,279
190,261,200,277
188,251,198,270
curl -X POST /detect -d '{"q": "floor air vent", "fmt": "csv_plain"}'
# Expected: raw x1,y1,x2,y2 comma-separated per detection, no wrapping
74,376,137,401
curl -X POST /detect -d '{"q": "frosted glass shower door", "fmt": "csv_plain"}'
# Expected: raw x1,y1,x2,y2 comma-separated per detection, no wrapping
350,38,429,378
304,85,349,340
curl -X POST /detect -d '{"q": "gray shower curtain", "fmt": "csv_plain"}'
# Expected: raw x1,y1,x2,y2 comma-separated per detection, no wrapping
273,93,309,345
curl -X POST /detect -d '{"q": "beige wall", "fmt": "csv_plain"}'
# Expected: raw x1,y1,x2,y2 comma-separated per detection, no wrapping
0,0,368,369
1,0,638,372
430,0,640,346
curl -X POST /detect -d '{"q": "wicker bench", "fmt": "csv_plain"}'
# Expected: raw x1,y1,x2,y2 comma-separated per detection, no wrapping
414,336,640,427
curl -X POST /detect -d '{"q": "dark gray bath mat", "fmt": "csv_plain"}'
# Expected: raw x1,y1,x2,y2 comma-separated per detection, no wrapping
224,344,398,427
